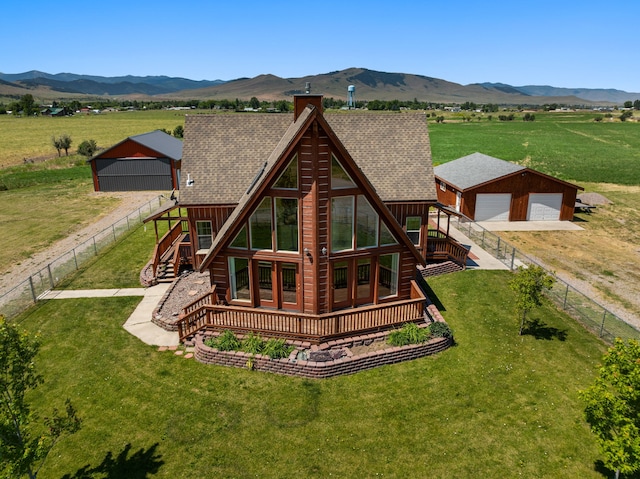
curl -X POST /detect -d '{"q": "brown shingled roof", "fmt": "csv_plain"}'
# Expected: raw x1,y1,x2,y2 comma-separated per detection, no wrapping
179,111,435,206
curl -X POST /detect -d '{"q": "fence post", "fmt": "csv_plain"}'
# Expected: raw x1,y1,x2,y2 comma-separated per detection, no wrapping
126,216,130,230
510,248,516,270
29,276,37,303
563,283,569,309
496,237,501,258
47,264,54,288
112,224,116,242
73,248,78,270
600,309,607,338
93,236,98,256
481,229,486,248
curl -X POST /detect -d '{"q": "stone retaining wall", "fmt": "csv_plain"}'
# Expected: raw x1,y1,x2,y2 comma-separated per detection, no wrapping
193,325,452,378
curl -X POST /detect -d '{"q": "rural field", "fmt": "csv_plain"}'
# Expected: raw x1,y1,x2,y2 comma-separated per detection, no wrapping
429,111,640,324
1,108,639,477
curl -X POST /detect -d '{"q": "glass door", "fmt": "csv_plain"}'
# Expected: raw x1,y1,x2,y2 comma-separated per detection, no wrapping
279,262,299,310
332,260,351,309
256,260,275,308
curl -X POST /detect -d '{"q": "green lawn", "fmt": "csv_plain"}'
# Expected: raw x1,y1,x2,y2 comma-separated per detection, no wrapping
429,113,640,185
15,231,611,478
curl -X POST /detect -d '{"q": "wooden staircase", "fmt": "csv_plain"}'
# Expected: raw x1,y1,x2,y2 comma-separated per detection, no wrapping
156,248,178,283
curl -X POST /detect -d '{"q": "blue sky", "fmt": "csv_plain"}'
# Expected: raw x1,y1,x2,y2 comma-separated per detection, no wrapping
2,0,639,92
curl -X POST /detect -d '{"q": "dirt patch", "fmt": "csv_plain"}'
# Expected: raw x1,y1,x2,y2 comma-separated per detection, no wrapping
499,183,640,327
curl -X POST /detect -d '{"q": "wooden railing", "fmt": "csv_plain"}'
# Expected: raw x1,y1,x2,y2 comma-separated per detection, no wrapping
178,280,426,343
425,237,469,267
152,221,184,276
183,285,218,315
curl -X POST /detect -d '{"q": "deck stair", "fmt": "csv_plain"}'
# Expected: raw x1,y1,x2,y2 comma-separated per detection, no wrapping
419,261,464,278
156,248,177,283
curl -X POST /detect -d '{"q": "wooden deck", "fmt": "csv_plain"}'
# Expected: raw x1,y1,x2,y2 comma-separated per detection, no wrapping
178,280,427,344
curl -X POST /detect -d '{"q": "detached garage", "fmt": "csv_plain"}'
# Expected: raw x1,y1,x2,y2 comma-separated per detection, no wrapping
434,152,582,221
89,130,182,192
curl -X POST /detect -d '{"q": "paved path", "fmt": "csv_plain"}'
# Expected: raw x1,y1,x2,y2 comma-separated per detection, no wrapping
40,283,179,347
446,225,510,271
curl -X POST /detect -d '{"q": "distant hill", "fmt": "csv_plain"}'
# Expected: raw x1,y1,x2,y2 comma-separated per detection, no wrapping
478,83,639,104
1,68,638,105
171,68,605,105
0,71,224,97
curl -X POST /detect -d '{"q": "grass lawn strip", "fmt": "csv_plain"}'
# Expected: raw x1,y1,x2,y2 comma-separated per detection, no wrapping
17,269,608,478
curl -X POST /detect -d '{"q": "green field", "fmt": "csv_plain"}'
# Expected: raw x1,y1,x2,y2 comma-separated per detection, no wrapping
428,112,640,185
15,236,609,477
0,110,189,166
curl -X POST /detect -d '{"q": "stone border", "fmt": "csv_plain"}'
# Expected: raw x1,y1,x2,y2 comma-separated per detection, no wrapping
193,320,453,378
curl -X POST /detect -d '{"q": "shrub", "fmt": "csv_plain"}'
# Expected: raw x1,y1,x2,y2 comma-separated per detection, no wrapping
262,338,294,359
77,139,98,157
205,330,240,351
387,322,430,346
429,321,453,339
241,332,264,354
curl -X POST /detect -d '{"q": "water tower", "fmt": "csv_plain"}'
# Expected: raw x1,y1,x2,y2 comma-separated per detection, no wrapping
347,85,355,109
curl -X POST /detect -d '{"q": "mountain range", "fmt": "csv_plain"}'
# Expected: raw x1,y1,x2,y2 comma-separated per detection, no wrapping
1,68,638,105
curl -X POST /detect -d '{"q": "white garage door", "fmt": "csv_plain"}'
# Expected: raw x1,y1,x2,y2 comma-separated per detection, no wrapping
527,193,563,221
475,193,512,221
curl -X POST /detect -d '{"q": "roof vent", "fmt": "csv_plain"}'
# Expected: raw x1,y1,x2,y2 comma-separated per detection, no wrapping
186,173,194,187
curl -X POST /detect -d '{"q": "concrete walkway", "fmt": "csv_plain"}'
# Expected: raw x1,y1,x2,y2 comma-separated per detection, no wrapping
447,225,510,271
40,283,179,347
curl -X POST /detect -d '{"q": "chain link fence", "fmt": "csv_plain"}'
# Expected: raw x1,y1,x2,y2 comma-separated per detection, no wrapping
0,196,164,319
454,217,640,344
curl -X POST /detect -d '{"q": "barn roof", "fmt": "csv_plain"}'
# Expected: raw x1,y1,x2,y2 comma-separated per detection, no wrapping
179,111,436,205
128,130,183,160
434,152,525,190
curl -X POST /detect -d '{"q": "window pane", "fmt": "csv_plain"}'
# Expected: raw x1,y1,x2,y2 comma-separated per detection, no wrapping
275,198,298,251
229,257,251,301
357,258,371,300
281,263,297,304
333,260,349,304
331,196,354,252
406,216,421,246
250,198,272,250
229,224,248,249
380,221,399,246
196,221,212,250
331,155,355,189
378,253,399,298
356,195,378,249
274,155,298,189
258,261,273,301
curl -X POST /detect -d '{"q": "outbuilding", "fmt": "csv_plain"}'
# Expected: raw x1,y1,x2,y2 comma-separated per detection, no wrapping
89,130,182,192
434,152,582,221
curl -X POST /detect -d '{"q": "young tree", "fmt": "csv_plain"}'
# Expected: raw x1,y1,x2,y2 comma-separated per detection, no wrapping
51,136,63,157
580,339,640,479
508,265,555,335
172,125,184,138
59,134,72,156
0,317,81,479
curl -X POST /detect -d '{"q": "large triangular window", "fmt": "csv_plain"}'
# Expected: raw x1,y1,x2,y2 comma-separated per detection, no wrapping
274,155,298,189
331,155,356,189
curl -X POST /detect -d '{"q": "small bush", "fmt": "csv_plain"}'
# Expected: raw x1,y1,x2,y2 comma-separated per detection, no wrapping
262,338,294,359
205,330,241,351
429,322,453,339
78,139,98,157
241,332,264,354
387,322,430,346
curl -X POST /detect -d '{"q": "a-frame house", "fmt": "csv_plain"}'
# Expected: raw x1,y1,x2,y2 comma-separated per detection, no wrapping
149,94,468,344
